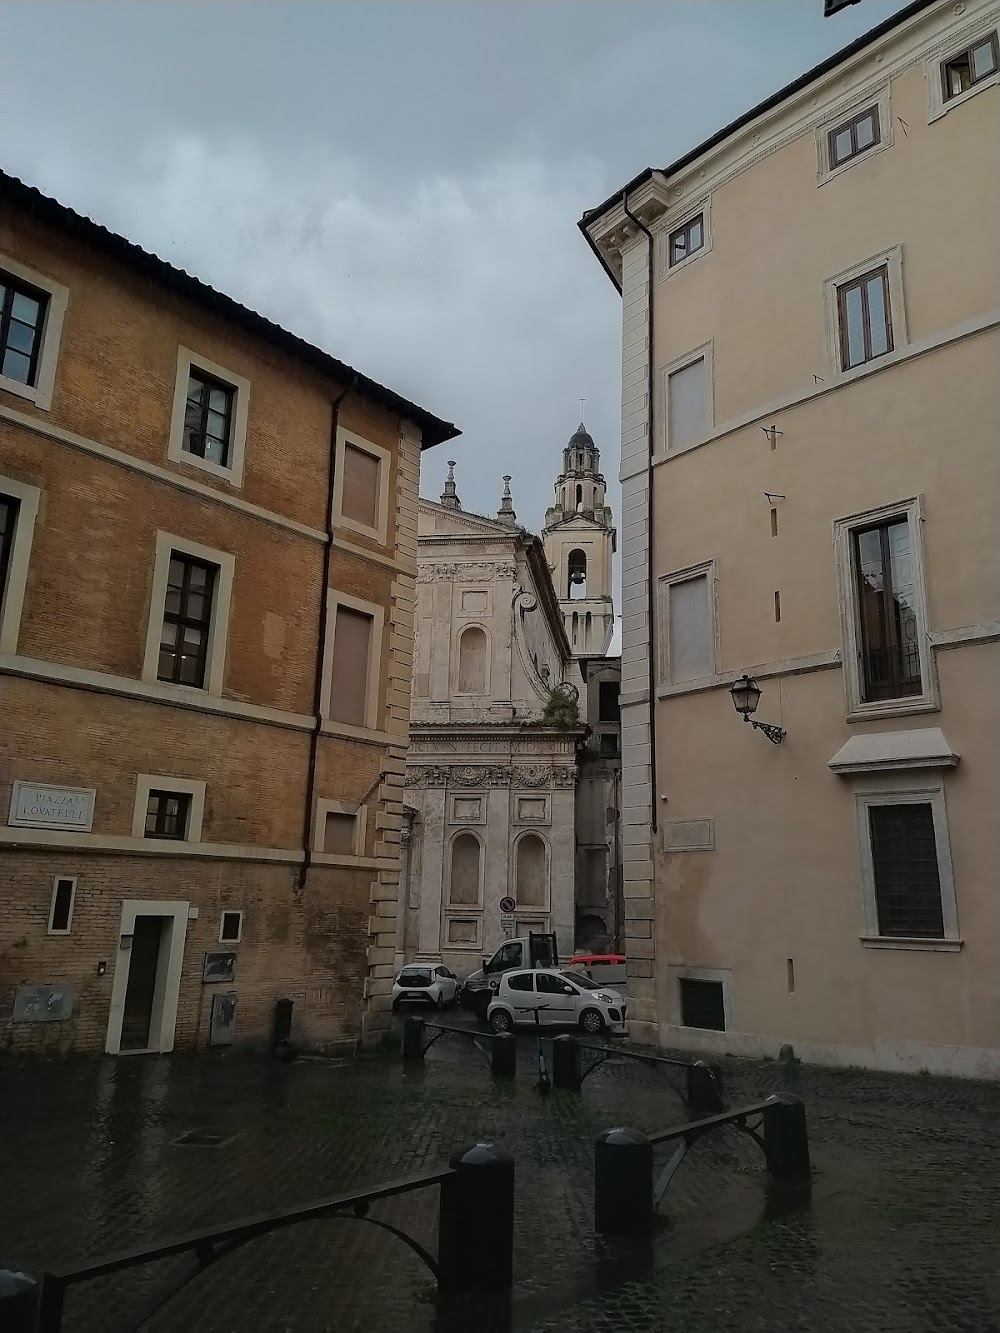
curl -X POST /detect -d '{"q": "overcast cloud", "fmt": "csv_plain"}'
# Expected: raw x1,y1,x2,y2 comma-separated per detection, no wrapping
3,0,906,607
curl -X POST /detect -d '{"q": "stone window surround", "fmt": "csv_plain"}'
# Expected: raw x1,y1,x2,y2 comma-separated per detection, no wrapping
926,20,1000,122
312,797,369,860
453,621,492,697
832,494,938,722
656,559,719,688
658,340,715,456
130,773,207,843
850,771,961,951
668,964,733,1032
332,427,391,547
47,875,77,935
218,909,244,945
321,589,385,733
167,346,251,488
815,83,893,185
823,245,907,382
656,195,713,280
0,473,40,654
510,827,551,912
446,827,486,910
141,531,236,699
0,252,69,412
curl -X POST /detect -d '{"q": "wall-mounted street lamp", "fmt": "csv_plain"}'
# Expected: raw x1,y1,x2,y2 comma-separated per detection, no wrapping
730,674,786,745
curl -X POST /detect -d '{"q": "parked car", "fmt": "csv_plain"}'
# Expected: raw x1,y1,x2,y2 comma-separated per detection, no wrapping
567,953,627,989
486,968,627,1036
391,964,459,1012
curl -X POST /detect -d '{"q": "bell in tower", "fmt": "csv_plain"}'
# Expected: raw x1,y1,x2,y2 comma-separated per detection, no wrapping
542,420,617,657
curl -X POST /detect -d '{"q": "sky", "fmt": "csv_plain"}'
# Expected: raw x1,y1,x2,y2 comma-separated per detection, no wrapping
2,0,907,586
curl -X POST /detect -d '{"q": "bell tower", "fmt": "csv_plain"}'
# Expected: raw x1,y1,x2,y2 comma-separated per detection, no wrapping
542,422,616,656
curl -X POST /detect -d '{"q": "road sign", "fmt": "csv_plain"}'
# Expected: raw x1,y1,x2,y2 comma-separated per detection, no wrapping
499,896,516,914
501,916,515,937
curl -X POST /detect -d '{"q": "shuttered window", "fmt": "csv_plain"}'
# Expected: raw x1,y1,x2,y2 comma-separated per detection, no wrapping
869,803,945,938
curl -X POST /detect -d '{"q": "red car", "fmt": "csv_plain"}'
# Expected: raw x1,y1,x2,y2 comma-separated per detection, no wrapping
567,953,627,987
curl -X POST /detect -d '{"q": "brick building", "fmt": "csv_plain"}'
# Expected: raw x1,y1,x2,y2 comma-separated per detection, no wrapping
0,172,457,1055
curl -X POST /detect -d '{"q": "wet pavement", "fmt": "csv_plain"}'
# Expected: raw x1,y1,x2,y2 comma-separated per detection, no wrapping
2,1025,999,1332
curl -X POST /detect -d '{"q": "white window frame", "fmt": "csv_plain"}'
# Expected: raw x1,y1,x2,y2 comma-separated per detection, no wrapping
167,347,251,488
815,85,892,185
0,253,69,411
659,341,714,456
321,590,384,734
853,773,960,950
332,428,391,546
657,560,719,687
669,965,732,1032
0,474,41,653
833,495,938,722
218,909,244,944
313,797,369,858
447,827,486,910
658,197,713,279
927,24,1000,123
453,622,492,697
142,532,235,698
47,876,77,935
823,245,907,382
131,774,206,843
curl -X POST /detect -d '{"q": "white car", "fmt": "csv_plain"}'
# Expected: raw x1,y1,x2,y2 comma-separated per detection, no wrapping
391,964,459,1013
486,968,627,1036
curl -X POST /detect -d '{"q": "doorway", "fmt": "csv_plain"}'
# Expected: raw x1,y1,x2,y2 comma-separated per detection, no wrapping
120,916,167,1051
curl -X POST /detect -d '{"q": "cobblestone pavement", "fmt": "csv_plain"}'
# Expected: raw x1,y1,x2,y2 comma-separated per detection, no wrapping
2,1025,999,1332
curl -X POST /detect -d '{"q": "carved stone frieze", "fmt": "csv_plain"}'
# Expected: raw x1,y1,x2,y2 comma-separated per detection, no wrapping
416,561,517,584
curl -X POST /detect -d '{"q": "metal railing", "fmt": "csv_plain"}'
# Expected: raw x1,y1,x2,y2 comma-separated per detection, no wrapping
551,1035,725,1113
402,1016,516,1077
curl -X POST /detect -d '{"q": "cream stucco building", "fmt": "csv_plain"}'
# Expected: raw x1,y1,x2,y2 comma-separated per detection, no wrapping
399,468,585,972
581,0,999,1076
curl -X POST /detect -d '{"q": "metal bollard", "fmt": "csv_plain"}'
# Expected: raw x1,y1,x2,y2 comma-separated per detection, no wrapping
0,1266,39,1333
552,1035,582,1091
594,1126,654,1236
490,1032,516,1078
402,1016,426,1063
273,997,293,1045
686,1060,724,1113
763,1093,811,1183
438,1142,515,1295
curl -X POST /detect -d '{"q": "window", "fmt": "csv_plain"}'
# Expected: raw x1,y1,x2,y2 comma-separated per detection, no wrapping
515,833,547,908
329,604,374,727
536,972,573,996
567,549,587,600
341,443,381,529
869,804,944,938
679,978,726,1031
333,429,390,544
457,626,487,694
852,517,922,702
0,494,19,612
667,357,708,449
157,554,217,688
599,733,619,757
598,681,620,723
661,568,713,684
668,213,704,267
942,33,998,100
828,105,880,168
507,972,534,992
48,877,76,935
144,790,192,840
183,370,234,466
837,266,892,370
0,477,39,654
450,833,481,906
324,811,357,854
0,274,47,386
219,910,244,944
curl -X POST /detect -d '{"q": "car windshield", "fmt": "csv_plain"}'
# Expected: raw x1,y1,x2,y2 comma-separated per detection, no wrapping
398,970,432,987
561,970,602,990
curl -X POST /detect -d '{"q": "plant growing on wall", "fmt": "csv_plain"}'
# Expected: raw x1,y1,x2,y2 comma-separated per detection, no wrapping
542,681,581,729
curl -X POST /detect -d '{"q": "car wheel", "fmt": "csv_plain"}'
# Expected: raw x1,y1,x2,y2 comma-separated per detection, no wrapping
490,1009,513,1035
580,1008,605,1035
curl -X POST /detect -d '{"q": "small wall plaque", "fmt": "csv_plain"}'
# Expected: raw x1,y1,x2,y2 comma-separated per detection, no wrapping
9,781,96,832
203,951,237,983
13,984,74,1023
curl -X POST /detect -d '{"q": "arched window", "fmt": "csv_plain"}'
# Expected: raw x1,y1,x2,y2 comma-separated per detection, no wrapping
450,833,481,905
568,549,587,600
515,833,547,908
575,483,583,512
457,626,487,693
